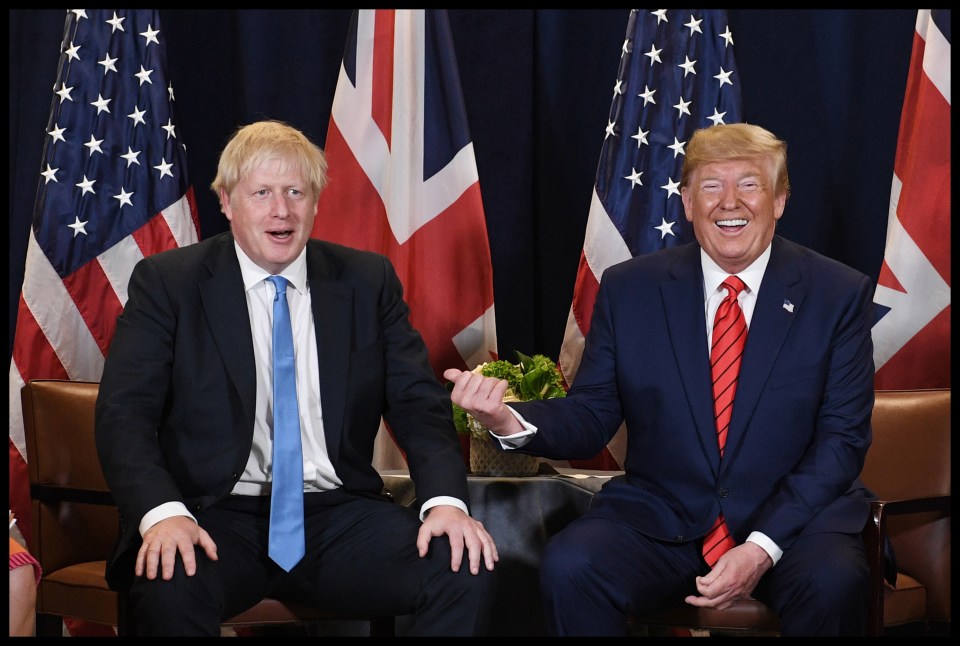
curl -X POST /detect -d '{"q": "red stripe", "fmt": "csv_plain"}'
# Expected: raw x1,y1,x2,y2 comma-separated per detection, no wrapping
570,253,600,340
62,259,124,358
371,10,395,150
133,210,179,257
185,186,201,235
874,305,951,389
8,440,32,546
11,294,69,381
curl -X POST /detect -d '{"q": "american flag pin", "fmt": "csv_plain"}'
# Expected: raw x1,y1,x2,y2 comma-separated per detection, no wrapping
783,299,795,313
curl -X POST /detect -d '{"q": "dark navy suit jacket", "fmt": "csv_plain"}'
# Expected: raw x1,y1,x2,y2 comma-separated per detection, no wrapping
96,231,467,588
514,236,875,552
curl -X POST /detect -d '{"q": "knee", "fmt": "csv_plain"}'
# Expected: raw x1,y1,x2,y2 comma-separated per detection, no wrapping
127,556,220,631
540,536,595,592
790,556,869,614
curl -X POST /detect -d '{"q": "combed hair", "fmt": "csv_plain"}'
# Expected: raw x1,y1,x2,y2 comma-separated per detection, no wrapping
681,123,790,199
211,120,328,201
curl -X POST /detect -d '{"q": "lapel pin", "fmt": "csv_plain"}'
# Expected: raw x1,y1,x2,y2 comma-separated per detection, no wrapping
782,299,795,313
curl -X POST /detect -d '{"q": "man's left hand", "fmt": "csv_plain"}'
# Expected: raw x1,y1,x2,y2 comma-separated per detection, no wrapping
416,505,499,574
684,541,772,610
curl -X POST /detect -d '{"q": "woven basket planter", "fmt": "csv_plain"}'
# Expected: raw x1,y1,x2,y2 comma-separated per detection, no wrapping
469,433,539,477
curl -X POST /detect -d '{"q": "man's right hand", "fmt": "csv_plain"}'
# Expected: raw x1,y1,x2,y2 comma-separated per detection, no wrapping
136,515,218,580
443,368,524,436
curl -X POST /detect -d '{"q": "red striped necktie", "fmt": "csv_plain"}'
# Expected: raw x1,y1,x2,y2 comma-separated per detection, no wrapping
702,275,747,567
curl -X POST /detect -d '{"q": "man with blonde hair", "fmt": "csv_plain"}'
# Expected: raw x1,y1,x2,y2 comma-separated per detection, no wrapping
97,120,498,636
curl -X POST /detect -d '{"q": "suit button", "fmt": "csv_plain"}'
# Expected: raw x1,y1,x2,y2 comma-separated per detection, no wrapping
674,535,685,541
232,472,239,481
717,488,728,498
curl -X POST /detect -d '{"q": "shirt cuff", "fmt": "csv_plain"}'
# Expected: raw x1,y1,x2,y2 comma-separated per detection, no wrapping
419,496,469,521
139,501,197,536
746,531,783,565
490,406,538,449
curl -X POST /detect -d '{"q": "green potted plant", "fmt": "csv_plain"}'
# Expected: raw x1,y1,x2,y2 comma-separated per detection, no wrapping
452,351,566,476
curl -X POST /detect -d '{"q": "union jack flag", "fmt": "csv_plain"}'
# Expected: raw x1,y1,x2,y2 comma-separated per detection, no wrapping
8,8,198,635
557,9,742,469
312,9,497,465
872,9,950,389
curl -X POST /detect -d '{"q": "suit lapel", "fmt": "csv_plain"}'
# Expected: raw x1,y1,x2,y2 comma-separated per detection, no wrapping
724,236,804,462
307,243,352,465
661,246,720,474
198,234,258,428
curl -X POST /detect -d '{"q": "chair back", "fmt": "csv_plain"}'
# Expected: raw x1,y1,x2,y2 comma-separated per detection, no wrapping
21,378,119,625
862,388,951,625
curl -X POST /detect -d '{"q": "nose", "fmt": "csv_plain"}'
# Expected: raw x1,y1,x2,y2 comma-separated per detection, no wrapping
271,192,289,217
719,185,739,210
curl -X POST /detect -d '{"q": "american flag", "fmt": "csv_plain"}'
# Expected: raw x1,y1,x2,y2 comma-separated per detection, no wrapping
557,9,742,470
8,9,198,555
312,9,497,466
872,8,950,389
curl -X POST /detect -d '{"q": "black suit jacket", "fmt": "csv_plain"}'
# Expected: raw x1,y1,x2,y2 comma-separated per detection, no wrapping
95,232,467,587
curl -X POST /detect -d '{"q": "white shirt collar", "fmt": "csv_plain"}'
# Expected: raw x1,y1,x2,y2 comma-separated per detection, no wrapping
700,243,772,301
234,241,308,295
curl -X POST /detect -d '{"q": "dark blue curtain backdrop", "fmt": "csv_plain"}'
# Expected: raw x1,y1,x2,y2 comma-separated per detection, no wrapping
9,9,916,362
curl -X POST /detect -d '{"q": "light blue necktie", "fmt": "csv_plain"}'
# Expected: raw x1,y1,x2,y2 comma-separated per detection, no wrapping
267,275,305,572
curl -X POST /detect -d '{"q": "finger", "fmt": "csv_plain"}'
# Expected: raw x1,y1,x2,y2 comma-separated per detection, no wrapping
483,529,499,570
144,542,162,580
490,379,509,403
135,543,148,578
448,533,465,573
684,594,709,607
470,523,497,572
160,541,181,581
462,530,482,575
416,524,432,558
179,540,198,577
443,368,464,382
197,529,219,562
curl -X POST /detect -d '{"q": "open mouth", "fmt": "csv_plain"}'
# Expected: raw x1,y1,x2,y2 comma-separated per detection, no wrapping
716,219,747,229
268,230,294,239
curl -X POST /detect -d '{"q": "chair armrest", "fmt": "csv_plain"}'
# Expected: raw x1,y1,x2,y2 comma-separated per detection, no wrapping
872,495,951,518
30,484,115,506
862,494,951,636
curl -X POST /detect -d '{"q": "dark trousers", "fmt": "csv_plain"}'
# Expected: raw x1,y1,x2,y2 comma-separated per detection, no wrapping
539,514,869,636
127,490,496,636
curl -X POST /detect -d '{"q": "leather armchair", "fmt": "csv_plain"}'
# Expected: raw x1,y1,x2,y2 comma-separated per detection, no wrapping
861,388,950,636
21,378,394,636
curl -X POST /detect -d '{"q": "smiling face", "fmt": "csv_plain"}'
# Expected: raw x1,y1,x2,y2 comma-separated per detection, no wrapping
681,157,786,275
220,156,318,275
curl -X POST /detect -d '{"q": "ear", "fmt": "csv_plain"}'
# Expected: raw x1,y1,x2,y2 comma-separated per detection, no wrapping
681,187,694,222
219,188,232,221
773,192,786,221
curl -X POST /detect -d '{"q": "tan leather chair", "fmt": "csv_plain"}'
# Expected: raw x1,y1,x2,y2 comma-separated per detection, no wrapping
630,388,951,637
861,388,950,636
21,378,394,636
